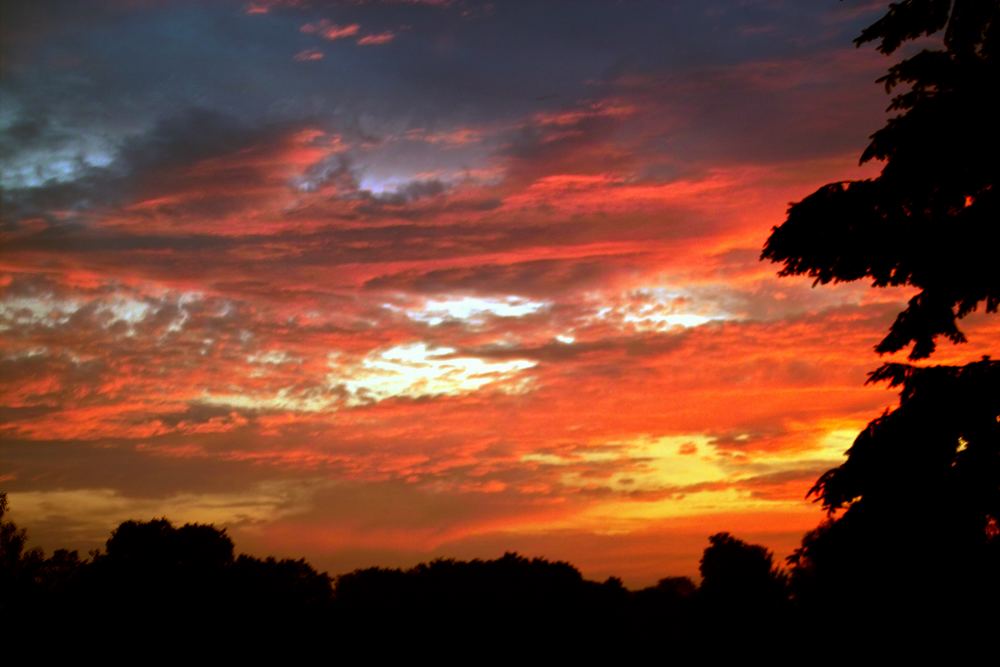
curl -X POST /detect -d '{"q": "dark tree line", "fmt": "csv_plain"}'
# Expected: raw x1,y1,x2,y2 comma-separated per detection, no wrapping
2,493,792,649
0,497,333,634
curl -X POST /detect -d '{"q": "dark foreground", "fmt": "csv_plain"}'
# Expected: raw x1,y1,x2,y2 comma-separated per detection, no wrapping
2,497,997,656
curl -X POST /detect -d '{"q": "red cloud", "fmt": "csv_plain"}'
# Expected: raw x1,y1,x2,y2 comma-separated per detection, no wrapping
293,49,324,62
301,20,361,41
357,32,396,46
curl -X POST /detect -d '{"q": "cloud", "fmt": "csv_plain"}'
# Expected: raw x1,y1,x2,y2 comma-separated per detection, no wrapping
245,1,306,15
357,31,396,46
294,49,324,61
301,20,361,41
364,256,631,297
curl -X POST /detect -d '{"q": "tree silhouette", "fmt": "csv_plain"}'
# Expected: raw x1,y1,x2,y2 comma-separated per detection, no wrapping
809,361,999,525
761,0,999,360
692,533,790,646
698,532,787,612
1,491,88,623
762,0,1000,619
0,492,44,618
0,492,33,570
787,360,999,615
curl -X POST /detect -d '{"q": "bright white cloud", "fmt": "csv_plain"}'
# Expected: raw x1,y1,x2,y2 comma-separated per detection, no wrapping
401,295,546,326
336,342,537,404
0,296,81,330
203,341,537,412
585,286,730,332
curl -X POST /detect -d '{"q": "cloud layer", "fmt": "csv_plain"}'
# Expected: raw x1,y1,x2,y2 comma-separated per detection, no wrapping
3,0,992,585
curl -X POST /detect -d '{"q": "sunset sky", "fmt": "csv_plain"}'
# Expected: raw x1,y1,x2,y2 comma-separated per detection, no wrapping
3,0,996,585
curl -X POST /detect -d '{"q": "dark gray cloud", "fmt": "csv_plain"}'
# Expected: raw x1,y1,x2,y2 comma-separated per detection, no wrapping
363,256,630,296
1,108,298,222
2,0,887,182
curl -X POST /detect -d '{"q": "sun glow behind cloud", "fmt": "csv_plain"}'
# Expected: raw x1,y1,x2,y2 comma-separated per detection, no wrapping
337,343,537,404
397,296,547,326
201,342,537,412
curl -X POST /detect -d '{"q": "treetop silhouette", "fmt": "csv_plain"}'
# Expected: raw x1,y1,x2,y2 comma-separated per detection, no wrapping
761,0,999,360
698,532,788,609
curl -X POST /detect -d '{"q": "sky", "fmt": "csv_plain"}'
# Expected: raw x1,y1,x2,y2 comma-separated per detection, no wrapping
3,0,997,586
